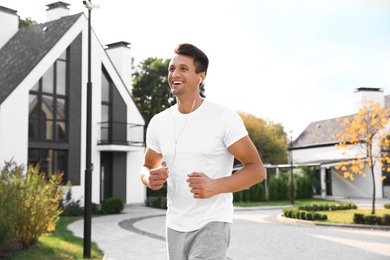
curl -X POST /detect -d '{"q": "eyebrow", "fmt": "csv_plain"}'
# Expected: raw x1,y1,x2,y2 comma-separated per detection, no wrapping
169,64,190,69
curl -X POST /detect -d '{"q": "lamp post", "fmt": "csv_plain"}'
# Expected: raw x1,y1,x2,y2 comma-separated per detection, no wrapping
289,131,294,205
82,1,99,258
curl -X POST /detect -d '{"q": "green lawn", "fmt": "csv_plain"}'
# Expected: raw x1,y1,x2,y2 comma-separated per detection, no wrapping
322,209,390,224
8,216,104,260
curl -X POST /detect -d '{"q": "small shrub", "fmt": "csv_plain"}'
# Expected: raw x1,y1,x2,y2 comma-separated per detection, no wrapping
353,213,365,224
60,189,84,216
306,212,313,221
283,208,293,218
350,203,357,210
313,213,322,221
382,214,390,225
384,204,390,209
101,197,124,214
0,161,68,249
364,215,382,225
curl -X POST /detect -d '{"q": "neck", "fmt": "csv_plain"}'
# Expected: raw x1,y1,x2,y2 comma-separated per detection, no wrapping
176,95,203,114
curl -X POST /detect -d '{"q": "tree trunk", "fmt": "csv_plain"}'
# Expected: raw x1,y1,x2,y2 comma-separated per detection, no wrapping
370,164,376,215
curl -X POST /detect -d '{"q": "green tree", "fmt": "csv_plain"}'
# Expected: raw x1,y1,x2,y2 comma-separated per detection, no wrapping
334,100,390,214
238,111,288,165
132,57,206,127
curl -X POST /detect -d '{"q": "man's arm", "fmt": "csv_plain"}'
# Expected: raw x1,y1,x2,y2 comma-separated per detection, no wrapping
187,135,265,198
140,147,168,190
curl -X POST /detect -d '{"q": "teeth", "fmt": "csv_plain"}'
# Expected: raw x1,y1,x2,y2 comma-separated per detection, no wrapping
173,81,182,84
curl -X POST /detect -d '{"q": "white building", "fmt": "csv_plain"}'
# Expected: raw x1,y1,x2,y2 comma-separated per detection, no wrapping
0,2,146,205
292,87,390,199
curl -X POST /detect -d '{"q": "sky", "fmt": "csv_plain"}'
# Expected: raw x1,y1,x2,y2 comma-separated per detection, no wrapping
1,0,390,139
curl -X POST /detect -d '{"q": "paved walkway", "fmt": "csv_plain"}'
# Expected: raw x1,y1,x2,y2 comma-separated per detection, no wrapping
67,197,390,260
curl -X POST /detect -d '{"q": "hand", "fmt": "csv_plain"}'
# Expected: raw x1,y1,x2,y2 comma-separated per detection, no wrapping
186,172,219,199
148,166,169,190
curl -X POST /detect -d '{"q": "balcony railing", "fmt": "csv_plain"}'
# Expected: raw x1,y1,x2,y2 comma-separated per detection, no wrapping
98,121,144,147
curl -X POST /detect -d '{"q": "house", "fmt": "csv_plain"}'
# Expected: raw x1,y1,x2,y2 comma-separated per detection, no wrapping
292,87,390,199
0,2,146,205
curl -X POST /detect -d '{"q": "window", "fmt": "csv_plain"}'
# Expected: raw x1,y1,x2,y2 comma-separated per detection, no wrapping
28,50,69,182
28,149,68,182
101,69,111,142
29,51,68,141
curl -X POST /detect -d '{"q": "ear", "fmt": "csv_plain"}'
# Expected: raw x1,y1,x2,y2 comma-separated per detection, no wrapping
199,72,206,84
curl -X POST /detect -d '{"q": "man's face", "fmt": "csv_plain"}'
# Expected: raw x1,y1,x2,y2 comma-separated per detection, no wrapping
168,54,205,97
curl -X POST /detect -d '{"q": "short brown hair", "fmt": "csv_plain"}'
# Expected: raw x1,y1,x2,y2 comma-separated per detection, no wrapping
174,43,209,74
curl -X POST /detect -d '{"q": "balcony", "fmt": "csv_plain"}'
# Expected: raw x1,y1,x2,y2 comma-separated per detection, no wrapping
97,121,144,151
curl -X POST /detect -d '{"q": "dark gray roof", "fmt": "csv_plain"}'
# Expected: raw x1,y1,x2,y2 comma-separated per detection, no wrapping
0,13,83,104
294,94,390,149
293,115,353,148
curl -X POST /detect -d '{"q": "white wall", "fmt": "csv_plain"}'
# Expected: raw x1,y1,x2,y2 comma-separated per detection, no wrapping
0,90,29,166
331,164,383,198
293,145,348,163
127,150,146,204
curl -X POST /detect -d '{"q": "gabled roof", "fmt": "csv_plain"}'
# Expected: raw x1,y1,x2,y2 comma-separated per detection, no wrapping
293,114,353,149
294,94,390,149
0,13,83,105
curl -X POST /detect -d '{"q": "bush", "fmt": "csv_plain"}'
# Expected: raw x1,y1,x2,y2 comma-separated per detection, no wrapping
382,214,390,225
0,161,68,250
295,172,313,200
60,189,84,216
297,203,356,212
364,215,382,225
353,213,365,224
268,174,289,201
283,207,327,222
101,197,124,214
313,213,322,221
233,191,243,202
249,183,266,202
0,166,21,251
384,204,390,209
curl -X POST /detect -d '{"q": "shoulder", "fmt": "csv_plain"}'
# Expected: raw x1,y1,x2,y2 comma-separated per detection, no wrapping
205,99,241,120
151,106,174,121
203,99,237,115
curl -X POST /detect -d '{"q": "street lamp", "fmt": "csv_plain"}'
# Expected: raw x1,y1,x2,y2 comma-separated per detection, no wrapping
289,131,294,205
82,1,99,258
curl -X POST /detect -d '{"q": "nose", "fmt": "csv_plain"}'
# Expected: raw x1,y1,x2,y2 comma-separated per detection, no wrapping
170,69,180,78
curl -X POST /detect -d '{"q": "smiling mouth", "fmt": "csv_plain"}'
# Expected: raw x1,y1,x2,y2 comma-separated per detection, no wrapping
172,81,183,86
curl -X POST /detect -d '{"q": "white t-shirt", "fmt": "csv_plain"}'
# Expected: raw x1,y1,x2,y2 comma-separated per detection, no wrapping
146,99,248,232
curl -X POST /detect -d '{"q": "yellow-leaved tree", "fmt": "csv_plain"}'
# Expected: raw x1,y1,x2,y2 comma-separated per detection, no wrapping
334,100,390,214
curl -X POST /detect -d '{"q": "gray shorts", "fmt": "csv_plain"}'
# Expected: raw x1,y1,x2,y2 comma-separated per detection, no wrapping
166,221,231,260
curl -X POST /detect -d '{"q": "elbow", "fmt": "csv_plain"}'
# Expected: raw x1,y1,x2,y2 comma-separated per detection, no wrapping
256,164,266,183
